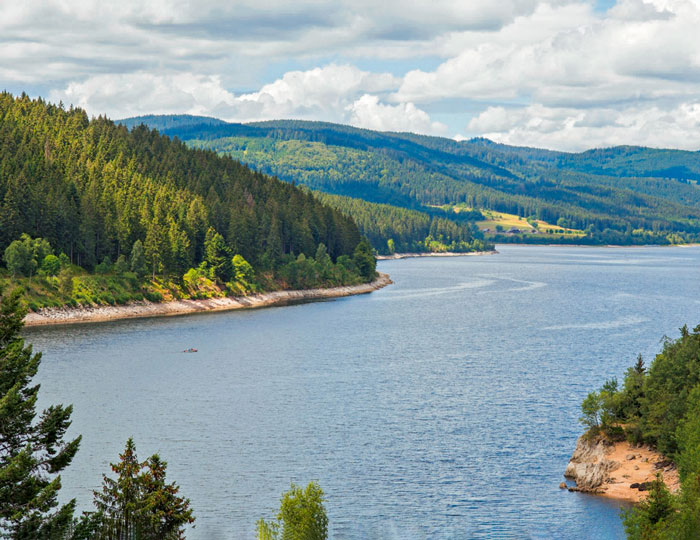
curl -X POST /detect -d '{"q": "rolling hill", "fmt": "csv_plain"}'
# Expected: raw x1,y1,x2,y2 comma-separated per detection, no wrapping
119,115,700,246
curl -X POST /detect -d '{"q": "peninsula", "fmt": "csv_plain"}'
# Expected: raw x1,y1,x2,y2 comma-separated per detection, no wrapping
564,326,700,536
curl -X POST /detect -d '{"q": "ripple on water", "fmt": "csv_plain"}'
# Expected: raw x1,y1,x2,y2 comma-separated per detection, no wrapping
27,245,700,539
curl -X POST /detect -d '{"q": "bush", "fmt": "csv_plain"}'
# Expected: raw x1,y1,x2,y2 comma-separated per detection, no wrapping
41,254,60,276
143,291,163,302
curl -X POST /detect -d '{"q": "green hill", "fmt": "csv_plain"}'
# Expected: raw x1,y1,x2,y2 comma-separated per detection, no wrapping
0,93,377,310
120,115,700,246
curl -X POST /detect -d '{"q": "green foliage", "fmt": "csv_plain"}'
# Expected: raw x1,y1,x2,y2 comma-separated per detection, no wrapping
114,255,129,274
129,240,148,278
256,482,328,540
90,438,194,540
581,325,700,538
0,94,363,284
41,254,60,276
352,239,376,281
0,286,81,539
58,252,70,269
623,474,675,539
204,227,232,281
95,256,112,275
140,117,700,246
3,234,53,278
313,192,490,254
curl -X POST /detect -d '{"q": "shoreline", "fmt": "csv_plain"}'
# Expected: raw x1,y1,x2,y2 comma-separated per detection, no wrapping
23,273,392,327
564,436,680,503
376,250,498,260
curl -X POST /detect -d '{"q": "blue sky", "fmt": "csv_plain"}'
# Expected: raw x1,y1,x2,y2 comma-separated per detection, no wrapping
2,0,700,151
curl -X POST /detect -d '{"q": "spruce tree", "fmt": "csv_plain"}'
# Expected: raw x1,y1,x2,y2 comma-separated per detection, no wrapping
92,439,194,540
0,286,81,538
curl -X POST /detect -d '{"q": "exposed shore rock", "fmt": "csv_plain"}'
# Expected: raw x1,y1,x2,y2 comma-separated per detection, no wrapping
564,434,680,502
564,436,621,493
23,273,392,327
376,250,498,260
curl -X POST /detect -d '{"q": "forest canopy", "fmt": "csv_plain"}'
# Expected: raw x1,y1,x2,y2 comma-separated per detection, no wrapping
0,93,364,281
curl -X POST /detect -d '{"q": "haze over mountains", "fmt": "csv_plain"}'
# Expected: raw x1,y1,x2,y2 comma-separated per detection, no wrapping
121,114,700,247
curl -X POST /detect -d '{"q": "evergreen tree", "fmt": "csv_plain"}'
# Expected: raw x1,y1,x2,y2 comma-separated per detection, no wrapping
138,454,194,540
623,474,675,539
204,227,232,281
0,286,81,538
130,239,147,278
352,239,376,282
91,439,194,540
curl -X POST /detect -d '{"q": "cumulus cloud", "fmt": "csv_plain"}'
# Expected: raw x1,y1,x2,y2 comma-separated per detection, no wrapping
234,65,399,120
49,65,445,136
7,0,700,149
49,73,237,119
347,95,448,134
467,101,700,151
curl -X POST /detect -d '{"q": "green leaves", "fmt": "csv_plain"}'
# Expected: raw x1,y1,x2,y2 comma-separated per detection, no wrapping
0,286,80,539
257,482,328,540
91,438,194,540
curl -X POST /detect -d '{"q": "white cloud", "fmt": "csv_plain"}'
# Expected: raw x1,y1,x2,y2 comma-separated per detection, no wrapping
347,94,448,134
49,65,447,136
467,101,700,151
235,65,399,119
7,0,700,149
49,73,236,119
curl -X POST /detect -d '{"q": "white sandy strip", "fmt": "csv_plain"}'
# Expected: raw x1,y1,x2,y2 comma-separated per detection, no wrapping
23,273,392,327
376,250,498,260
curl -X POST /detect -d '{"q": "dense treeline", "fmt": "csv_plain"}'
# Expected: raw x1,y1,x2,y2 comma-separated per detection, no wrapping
580,326,700,538
128,116,700,245
0,94,364,284
313,191,491,254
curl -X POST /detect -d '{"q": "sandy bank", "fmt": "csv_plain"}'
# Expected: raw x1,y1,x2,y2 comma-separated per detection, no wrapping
564,435,679,503
23,273,392,327
376,250,498,260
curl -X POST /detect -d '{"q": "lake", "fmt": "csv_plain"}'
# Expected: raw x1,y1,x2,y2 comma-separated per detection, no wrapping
27,245,700,539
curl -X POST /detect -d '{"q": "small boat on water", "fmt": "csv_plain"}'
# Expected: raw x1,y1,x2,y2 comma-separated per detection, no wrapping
183,348,198,353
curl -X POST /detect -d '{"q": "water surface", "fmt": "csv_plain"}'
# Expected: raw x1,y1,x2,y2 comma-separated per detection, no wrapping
28,245,700,539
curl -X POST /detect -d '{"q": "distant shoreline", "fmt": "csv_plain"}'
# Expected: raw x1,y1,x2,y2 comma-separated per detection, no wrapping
24,273,392,327
376,250,498,260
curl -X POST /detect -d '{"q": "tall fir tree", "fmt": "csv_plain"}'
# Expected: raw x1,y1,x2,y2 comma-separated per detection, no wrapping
0,286,81,539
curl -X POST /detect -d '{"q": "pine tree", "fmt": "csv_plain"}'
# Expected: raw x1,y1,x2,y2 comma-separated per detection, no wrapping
130,239,147,278
91,439,194,540
138,454,194,540
93,437,142,539
0,286,81,538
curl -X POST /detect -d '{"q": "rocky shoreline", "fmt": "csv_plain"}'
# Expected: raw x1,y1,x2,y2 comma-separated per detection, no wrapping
376,250,498,260
563,435,679,502
23,273,392,327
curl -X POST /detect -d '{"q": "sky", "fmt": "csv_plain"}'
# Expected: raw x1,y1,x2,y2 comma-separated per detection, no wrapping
2,0,700,151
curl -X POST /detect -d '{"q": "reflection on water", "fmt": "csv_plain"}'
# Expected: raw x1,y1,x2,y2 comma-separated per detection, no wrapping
27,245,700,539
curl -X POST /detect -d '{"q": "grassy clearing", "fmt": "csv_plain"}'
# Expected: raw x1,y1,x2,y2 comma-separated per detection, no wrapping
467,209,586,237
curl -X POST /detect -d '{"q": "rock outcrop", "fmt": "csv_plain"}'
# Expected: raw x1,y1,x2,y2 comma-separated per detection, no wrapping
563,434,680,501
564,435,621,493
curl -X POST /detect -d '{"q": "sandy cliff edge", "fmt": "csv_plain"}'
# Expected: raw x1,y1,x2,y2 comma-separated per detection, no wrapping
23,273,392,327
563,435,679,502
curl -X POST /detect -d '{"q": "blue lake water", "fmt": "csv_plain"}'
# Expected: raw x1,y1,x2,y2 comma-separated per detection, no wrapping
27,245,700,539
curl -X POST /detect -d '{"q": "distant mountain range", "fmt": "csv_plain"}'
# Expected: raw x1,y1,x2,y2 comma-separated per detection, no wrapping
119,115,700,246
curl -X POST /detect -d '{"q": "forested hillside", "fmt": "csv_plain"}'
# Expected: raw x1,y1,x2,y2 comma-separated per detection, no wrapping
0,93,376,309
121,116,700,246
312,192,490,254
